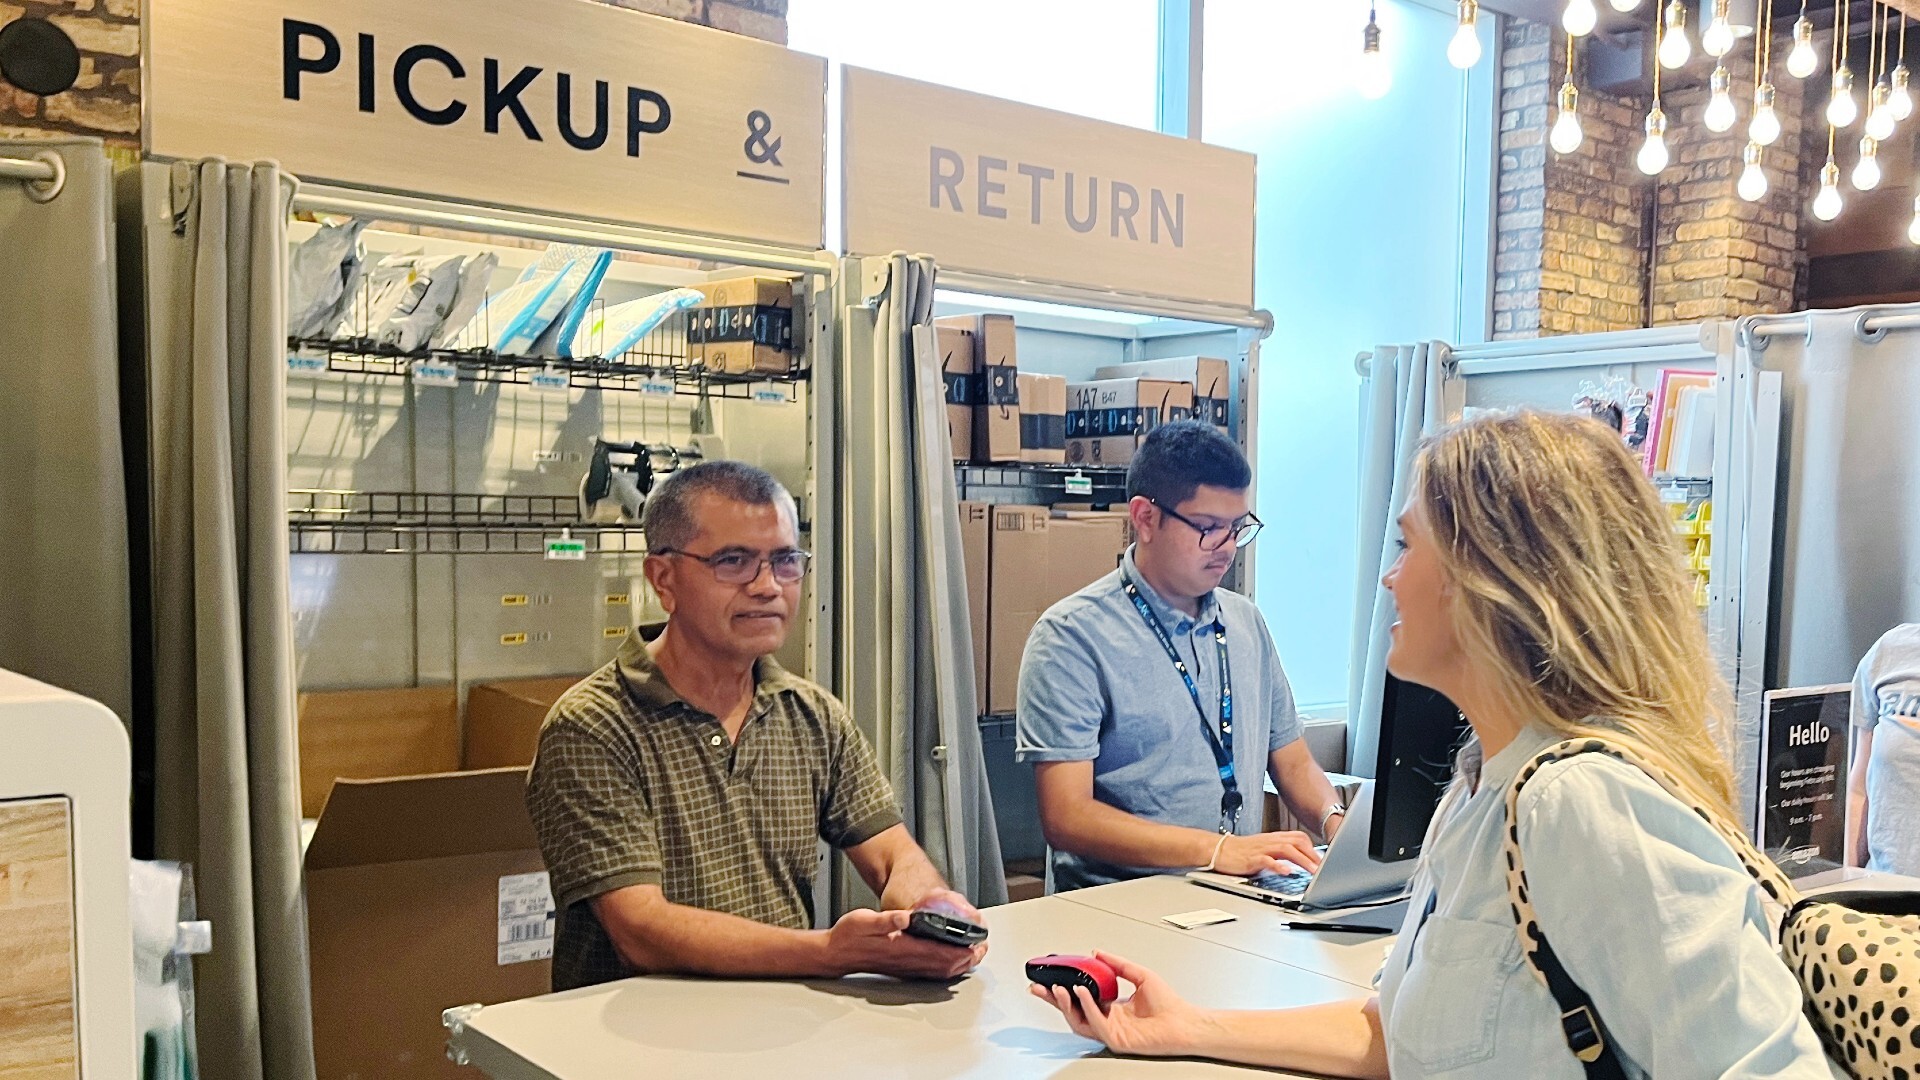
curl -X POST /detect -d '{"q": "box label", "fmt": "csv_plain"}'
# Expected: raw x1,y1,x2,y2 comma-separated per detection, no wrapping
530,368,570,395
545,536,588,561
638,377,677,399
497,872,556,966
411,359,460,387
288,353,328,376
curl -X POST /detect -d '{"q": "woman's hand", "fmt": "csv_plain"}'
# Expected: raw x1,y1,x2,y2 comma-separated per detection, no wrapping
1028,951,1220,1058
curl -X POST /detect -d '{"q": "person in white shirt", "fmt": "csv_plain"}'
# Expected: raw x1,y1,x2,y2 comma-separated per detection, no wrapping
1847,622,1920,876
1030,410,1836,1080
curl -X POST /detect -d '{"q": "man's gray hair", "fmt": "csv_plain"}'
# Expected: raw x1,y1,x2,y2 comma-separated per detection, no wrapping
642,460,797,552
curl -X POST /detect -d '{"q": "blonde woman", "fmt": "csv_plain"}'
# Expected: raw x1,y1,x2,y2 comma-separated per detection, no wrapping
1032,411,1837,1079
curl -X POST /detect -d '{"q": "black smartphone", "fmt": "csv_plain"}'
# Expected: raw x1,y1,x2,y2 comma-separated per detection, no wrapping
904,909,988,947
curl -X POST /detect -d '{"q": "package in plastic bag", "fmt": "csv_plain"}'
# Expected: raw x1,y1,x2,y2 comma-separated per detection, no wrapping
338,252,469,351
286,218,369,339
430,251,501,350
588,287,704,359
531,249,613,359
131,860,208,1080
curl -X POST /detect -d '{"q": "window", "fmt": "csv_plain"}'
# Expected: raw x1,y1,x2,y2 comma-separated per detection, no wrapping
1204,0,1495,709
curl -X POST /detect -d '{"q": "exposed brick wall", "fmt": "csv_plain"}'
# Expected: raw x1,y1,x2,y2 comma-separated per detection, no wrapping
1651,49,1804,323
1496,16,1806,337
0,0,788,146
1495,22,1650,338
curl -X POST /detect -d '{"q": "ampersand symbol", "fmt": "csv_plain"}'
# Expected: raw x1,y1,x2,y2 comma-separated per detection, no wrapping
744,110,783,166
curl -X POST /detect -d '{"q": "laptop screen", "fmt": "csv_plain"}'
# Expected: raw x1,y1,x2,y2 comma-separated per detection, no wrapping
1369,675,1470,863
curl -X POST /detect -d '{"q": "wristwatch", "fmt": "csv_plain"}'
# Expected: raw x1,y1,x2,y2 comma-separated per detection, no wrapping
1320,802,1348,834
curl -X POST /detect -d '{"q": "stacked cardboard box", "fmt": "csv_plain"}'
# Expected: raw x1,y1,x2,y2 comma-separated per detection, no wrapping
1094,356,1233,436
689,275,797,375
938,323,977,461
934,314,1021,462
1017,374,1067,464
977,506,1131,714
1066,378,1196,467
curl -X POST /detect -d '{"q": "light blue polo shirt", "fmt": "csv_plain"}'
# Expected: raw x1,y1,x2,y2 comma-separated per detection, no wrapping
1014,546,1304,892
1853,623,1920,876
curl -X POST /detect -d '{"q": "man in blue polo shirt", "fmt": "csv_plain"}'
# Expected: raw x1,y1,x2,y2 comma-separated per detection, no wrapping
1016,420,1344,892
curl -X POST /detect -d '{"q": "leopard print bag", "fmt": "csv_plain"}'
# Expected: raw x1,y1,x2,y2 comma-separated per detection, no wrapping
1503,738,1920,1080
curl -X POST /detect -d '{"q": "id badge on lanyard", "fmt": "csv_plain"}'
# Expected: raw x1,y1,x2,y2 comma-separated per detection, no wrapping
1122,576,1241,834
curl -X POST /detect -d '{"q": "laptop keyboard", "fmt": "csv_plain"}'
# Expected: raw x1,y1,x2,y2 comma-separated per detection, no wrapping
1247,868,1314,896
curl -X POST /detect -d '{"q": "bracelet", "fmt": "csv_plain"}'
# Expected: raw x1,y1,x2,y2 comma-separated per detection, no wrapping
1202,833,1230,872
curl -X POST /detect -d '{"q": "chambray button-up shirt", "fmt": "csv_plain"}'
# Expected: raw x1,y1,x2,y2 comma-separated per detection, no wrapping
1377,724,1842,1079
1015,547,1305,892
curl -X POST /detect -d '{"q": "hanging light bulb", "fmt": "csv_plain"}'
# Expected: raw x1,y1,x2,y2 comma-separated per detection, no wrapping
1786,15,1818,78
1737,142,1770,201
1813,156,1843,219
1703,0,1736,56
1867,80,1897,139
1449,0,1484,68
1908,194,1920,244
1610,0,1642,9
1705,65,1738,130
1853,136,1882,189
1659,0,1693,67
1564,0,1600,36
1551,82,1586,152
1638,106,1671,173
1828,67,1858,127
1357,14,1392,99
1750,83,1782,144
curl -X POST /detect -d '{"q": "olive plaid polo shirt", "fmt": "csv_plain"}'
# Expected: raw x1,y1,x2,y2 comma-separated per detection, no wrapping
526,635,903,991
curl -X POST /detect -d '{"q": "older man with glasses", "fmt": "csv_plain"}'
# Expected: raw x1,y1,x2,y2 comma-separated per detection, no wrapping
527,461,986,990
1017,420,1345,892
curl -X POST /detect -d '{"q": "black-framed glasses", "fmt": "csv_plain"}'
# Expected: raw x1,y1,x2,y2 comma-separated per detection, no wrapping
1150,501,1264,551
654,547,813,585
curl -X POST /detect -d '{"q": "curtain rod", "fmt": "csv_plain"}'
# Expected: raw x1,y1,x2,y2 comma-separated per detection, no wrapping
1738,307,1920,353
0,151,65,202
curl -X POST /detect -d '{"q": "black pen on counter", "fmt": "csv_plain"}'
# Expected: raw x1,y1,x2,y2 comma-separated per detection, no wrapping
1277,920,1392,936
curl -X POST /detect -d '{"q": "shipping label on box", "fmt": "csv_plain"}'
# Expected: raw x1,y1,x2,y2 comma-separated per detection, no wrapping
1066,378,1195,466
497,871,557,965
1018,373,1067,464
1095,356,1232,434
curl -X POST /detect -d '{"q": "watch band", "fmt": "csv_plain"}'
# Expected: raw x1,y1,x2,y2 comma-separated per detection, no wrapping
1321,802,1348,832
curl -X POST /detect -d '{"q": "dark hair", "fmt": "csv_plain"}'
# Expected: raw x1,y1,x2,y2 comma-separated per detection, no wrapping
642,460,796,552
1125,420,1251,507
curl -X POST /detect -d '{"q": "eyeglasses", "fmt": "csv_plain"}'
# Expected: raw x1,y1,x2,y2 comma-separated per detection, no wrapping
1150,501,1264,551
654,547,813,585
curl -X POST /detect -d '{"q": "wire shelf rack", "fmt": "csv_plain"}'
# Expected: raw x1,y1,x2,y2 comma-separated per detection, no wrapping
287,489,647,555
289,336,806,400
954,463,1130,504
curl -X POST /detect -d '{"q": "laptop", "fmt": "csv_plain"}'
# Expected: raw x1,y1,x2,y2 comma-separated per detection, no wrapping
1183,782,1413,911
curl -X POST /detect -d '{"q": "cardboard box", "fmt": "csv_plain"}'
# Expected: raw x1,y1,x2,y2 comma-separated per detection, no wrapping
464,676,588,770
690,275,796,375
1018,373,1067,464
936,313,1021,462
958,502,991,710
296,686,461,819
1094,356,1233,435
1066,378,1196,467
985,508,1130,713
307,768,553,1080
937,324,977,461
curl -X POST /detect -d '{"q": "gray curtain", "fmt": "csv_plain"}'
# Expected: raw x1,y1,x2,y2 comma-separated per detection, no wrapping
1760,308,1920,688
0,137,131,723
1347,343,1461,774
148,159,315,1080
836,254,1007,910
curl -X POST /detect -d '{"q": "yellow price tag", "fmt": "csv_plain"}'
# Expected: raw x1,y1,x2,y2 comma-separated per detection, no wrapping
502,594,530,607
605,593,631,606
500,632,528,647
603,626,631,639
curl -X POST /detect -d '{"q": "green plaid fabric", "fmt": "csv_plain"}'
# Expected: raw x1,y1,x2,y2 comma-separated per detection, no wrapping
527,635,902,990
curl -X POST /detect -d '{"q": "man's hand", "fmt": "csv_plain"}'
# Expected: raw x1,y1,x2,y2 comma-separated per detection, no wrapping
825,909,987,980
913,888,984,924
1211,830,1322,877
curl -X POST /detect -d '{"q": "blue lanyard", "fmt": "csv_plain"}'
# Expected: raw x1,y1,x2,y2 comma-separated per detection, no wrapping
1122,575,1241,834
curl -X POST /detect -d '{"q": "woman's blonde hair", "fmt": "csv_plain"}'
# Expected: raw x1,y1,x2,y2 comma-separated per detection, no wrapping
1413,409,1738,818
